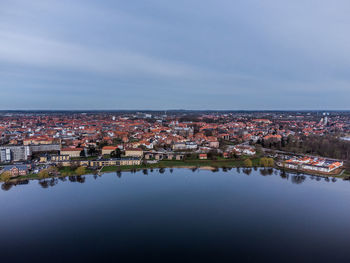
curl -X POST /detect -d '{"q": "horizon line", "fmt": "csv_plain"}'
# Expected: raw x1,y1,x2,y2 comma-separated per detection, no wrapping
0,109,349,112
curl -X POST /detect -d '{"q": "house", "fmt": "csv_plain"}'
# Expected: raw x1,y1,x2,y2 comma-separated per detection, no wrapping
39,155,48,163
144,153,154,160
165,154,174,160
172,142,186,150
176,154,184,160
199,153,207,160
223,152,230,158
233,145,256,156
155,154,163,160
209,141,219,148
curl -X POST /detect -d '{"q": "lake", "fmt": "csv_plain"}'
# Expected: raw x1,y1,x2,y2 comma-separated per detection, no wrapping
1,168,350,262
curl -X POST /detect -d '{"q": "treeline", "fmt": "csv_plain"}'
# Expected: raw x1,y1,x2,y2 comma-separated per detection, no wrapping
259,135,350,160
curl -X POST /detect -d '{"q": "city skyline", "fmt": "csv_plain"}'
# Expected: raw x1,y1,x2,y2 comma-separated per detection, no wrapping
1,0,350,110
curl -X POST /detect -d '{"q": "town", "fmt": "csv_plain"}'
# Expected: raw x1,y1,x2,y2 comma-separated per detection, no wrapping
1,110,350,182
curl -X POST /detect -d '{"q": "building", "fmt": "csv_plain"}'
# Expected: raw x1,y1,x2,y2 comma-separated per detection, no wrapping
232,145,256,156
39,156,48,163
60,148,83,158
0,146,31,162
90,159,117,167
125,148,143,158
199,153,207,160
51,155,70,162
223,152,230,158
283,156,343,173
23,137,54,145
30,144,60,153
209,141,219,148
176,154,184,160
89,157,141,168
0,148,11,162
172,142,197,151
120,157,142,166
102,146,119,155
1,165,29,177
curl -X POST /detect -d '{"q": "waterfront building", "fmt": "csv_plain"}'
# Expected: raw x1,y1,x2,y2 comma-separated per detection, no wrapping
1,164,29,177
283,156,343,173
89,157,141,168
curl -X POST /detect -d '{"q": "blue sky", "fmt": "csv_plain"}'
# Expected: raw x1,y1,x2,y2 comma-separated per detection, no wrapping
1,0,350,110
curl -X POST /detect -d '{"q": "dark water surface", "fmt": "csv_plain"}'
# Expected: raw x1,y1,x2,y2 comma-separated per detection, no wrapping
1,168,350,262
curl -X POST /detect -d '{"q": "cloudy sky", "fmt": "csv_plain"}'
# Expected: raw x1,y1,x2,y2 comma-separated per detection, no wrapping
1,0,350,110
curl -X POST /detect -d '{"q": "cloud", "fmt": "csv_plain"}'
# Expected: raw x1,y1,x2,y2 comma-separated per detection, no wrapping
0,31,202,78
1,0,350,109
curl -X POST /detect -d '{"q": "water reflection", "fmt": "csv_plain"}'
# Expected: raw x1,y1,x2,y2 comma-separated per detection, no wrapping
291,175,306,184
0,168,345,191
1,183,13,191
242,168,252,175
68,175,86,183
259,168,274,176
279,170,289,180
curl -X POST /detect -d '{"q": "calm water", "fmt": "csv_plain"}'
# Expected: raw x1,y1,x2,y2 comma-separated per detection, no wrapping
1,168,350,262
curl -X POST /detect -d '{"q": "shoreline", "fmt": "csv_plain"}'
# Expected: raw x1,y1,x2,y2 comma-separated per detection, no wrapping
2,163,347,184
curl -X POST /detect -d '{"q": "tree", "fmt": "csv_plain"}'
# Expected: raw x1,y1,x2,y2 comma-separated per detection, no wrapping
38,169,49,179
111,148,121,158
75,166,86,176
88,146,98,156
259,157,268,167
70,162,80,170
244,158,253,167
207,149,218,160
47,166,59,175
97,141,108,150
80,149,86,157
0,171,12,182
267,158,275,167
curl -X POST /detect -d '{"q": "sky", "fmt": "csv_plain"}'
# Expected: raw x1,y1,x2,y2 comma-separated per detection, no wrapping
1,0,350,110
